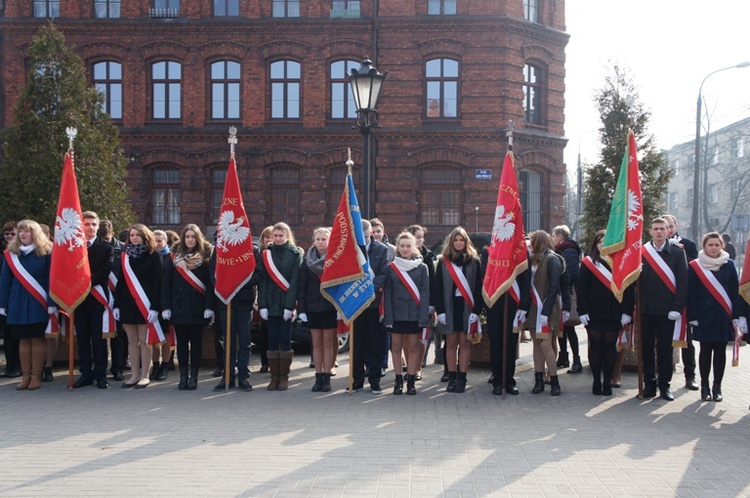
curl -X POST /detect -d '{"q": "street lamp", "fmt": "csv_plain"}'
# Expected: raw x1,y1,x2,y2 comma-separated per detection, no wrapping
691,61,750,239
474,206,479,233
349,57,387,219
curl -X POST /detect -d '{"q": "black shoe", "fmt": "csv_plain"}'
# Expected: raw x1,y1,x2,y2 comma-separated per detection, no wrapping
441,372,450,383
557,352,570,368
73,376,94,388
121,380,138,388
531,372,545,394
155,363,168,381
0,368,8,378
505,382,519,395
414,372,422,381
642,387,657,398
42,367,54,382
311,373,323,392
550,375,561,396
602,382,612,396
96,378,110,389
178,370,188,391
685,378,699,391
567,362,583,374
380,368,387,378
111,371,125,381
487,373,494,384
593,381,602,395
259,365,269,373
148,364,157,380
371,380,383,395
213,380,227,391
712,383,723,402
406,374,417,395
211,366,224,377
187,370,199,391
446,372,457,392
701,384,711,401
393,375,403,395
660,389,674,401
6,367,21,378
455,372,466,393
238,378,253,392
346,383,364,393
492,385,503,396
321,373,331,392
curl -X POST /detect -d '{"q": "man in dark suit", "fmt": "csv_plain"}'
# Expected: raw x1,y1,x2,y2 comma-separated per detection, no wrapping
73,212,114,389
664,213,699,391
99,219,126,381
641,217,688,401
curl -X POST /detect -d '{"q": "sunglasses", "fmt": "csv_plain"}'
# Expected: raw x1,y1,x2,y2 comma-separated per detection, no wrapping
4,232,15,237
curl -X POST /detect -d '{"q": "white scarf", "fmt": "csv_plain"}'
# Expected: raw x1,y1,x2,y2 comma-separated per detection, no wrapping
20,244,35,255
698,249,729,272
391,255,422,272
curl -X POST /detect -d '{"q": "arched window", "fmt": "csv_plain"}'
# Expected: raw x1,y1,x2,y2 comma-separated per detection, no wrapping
420,166,461,226
426,58,458,118
93,61,122,120
523,63,543,124
152,168,180,226
210,167,228,224
330,60,359,119
270,60,300,119
152,61,181,120
269,166,300,227
211,60,241,120
519,169,541,231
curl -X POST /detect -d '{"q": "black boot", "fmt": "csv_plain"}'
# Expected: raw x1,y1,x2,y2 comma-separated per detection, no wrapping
713,382,723,402
42,366,54,382
446,372,457,392
557,351,569,368
592,378,602,395
312,373,323,392
178,367,188,390
320,373,331,392
156,362,168,381
406,374,417,395
567,356,583,374
550,375,561,396
701,381,711,401
148,362,158,380
455,372,467,393
602,379,612,396
393,374,403,395
187,368,198,390
532,372,545,394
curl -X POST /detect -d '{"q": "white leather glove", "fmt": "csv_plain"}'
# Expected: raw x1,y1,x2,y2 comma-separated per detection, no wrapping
437,313,447,325
298,313,308,323
429,306,436,314
336,312,341,321
260,308,269,321
147,310,158,323
0,308,6,316
579,314,590,326
515,310,527,324
47,306,57,315
386,324,392,329
740,317,749,334
203,309,214,320
113,308,120,321
562,311,570,323
283,309,293,321
468,313,479,324
668,311,681,321
689,320,698,327
161,309,172,321
540,315,549,327
621,314,632,326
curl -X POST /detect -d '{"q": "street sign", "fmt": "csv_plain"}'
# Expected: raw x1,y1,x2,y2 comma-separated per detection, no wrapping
475,169,492,180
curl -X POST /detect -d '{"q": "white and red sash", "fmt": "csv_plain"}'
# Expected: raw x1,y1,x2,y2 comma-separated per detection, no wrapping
445,261,481,338
529,277,549,336
582,256,613,289
263,250,290,292
689,260,732,318
4,252,58,335
171,254,206,295
108,271,117,293
389,262,420,305
509,280,522,328
121,253,164,344
642,242,687,347
90,284,116,339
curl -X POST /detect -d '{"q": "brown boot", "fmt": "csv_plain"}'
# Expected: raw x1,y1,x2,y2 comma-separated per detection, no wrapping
28,339,46,390
612,350,625,387
277,350,294,391
267,351,280,391
16,340,32,390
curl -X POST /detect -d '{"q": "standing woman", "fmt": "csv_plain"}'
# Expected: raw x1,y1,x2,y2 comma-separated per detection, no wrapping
0,220,54,390
435,227,483,393
114,224,163,389
298,227,337,392
258,222,302,391
526,230,564,396
384,232,430,395
406,224,436,375
576,230,634,395
688,232,740,402
255,225,275,374
149,230,172,381
162,224,215,390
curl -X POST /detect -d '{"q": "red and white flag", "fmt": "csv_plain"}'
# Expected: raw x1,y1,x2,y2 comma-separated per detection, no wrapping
482,151,528,308
214,157,256,304
740,238,750,305
49,151,91,313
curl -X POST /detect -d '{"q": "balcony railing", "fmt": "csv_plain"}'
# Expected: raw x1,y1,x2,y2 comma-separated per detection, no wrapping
330,8,360,18
149,7,180,18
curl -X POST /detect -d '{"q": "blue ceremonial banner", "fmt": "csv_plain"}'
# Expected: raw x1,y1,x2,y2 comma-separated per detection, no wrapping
320,172,375,324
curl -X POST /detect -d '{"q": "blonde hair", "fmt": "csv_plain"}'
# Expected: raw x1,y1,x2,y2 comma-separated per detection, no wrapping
260,225,274,248
394,232,419,259
529,230,553,265
8,220,52,256
273,222,297,247
312,227,331,239
441,226,478,262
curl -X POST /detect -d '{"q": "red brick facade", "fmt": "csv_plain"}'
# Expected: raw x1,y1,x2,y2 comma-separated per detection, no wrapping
0,0,568,245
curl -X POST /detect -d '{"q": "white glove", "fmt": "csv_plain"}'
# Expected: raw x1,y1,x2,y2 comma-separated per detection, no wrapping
740,317,748,334
621,314,632,326
540,315,549,327
468,313,479,324
689,320,698,327
429,306,436,314
668,311,681,321
562,311,570,323
298,313,308,322
161,309,171,321
515,310,527,324
203,309,214,320
437,313,447,325
260,308,269,321
0,308,6,316
579,314,590,326
113,308,120,321
283,309,293,321
47,306,57,315
386,324,392,329
336,312,341,321
147,310,158,323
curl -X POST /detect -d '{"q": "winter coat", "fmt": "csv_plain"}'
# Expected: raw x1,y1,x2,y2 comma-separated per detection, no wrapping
555,238,581,285
435,254,483,334
80,236,114,310
688,260,739,343
575,258,634,333
114,250,162,324
162,254,215,325
526,250,562,332
298,255,336,315
0,250,53,325
383,259,431,327
419,245,437,307
641,240,688,316
258,242,302,316
366,239,389,309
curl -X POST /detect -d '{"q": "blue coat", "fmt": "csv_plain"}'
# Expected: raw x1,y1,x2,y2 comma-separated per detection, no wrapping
688,260,739,343
0,250,53,325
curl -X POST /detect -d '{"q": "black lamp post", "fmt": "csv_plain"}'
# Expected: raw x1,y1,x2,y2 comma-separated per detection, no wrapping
348,57,387,219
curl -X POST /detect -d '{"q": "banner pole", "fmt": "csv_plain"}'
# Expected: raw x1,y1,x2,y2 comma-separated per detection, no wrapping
348,320,354,395
224,301,232,392
67,312,75,390
502,293,509,399
636,280,643,399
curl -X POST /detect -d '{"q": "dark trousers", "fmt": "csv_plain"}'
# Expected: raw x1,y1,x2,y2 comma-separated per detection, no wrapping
486,302,518,388
2,321,20,372
558,325,580,358
174,324,204,371
642,314,674,390
698,341,726,386
218,305,252,380
75,305,108,380
213,318,224,370
380,325,390,369
587,329,618,385
109,326,128,374
266,316,292,351
353,308,383,386
681,326,696,380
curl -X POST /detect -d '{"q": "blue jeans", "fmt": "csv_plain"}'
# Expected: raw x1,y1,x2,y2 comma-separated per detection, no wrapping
267,316,292,351
218,305,252,380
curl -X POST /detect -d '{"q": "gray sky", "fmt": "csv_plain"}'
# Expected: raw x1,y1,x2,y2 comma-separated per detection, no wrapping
564,0,750,172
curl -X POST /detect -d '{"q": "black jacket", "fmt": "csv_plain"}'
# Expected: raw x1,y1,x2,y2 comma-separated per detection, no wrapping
671,233,698,261
575,258,635,333
298,258,336,314
365,238,389,309
114,250,162,324
81,236,114,309
162,255,215,325
641,240,688,316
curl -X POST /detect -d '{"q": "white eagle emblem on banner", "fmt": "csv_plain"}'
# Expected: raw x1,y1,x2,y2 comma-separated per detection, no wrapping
490,205,516,245
217,210,250,252
54,207,85,252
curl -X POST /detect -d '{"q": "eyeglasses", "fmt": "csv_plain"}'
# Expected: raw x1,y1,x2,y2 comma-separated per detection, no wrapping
3,232,15,237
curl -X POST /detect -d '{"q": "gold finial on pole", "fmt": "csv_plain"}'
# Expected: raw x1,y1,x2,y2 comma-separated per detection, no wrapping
506,120,514,151
228,126,238,158
346,147,354,175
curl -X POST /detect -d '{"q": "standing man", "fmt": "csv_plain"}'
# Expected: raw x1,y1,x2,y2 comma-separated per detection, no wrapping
73,212,114,389
370,218,395,378
641,217,688,401
663,213,699,391
350,219,389,394
551,225,582,373
98,219,126,381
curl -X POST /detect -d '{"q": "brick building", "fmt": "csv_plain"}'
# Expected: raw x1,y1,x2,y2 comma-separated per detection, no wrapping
0,0,569,244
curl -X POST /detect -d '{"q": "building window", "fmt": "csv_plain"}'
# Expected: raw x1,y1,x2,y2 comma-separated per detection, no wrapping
327,166,361,223
214,0,239,16
686,188,693,208
211,168,228,223
273,0,299,17
330,60,358,119
33,0,59,17
420,167,461,226
270,166,300,228
94,0,120,17
708,183,719,204
93,61,122,120
270,60,300,119
524,0,538,22
669,192,678,210
523,63,543,124
331,0,360,18
426,58,458,118
671,159,680,176
734,137,746,158
428,0,456,15
519,170,541,231
211,61,241,120
152,61,181,120
152,169,180,226
151,0,180,16
711,147,719,165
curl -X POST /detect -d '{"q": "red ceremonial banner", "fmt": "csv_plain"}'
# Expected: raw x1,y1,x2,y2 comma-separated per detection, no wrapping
740,238,750,305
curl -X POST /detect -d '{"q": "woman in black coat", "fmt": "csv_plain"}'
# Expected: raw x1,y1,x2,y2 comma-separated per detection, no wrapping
162,224,214,390
406,224,436,378
114,224,162,389
688,232,740,402
576,230,634,396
